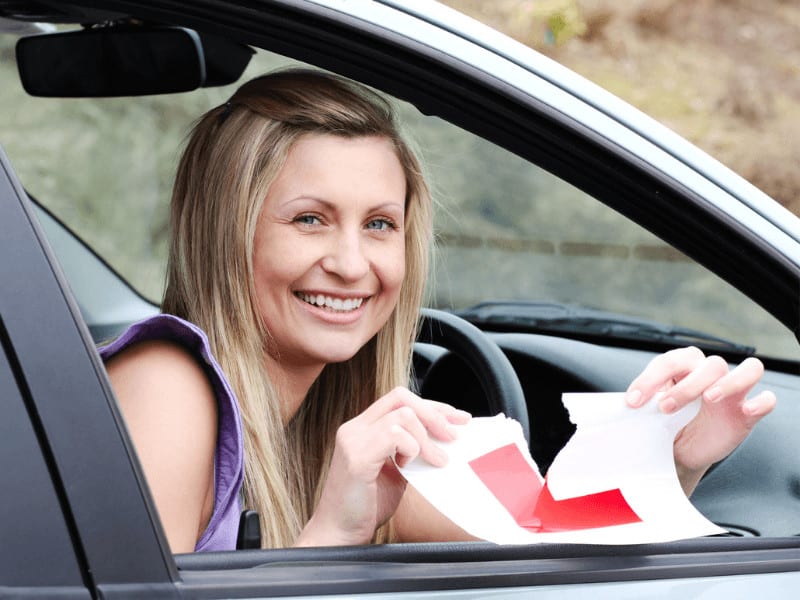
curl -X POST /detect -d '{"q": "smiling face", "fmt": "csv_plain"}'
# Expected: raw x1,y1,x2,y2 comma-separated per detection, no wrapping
253,133,407,378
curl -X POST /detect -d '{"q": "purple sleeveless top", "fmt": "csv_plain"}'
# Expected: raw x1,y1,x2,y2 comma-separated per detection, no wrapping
99,314,244,552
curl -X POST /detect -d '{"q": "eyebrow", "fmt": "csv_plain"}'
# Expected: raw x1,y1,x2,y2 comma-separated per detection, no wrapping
284,196,405,215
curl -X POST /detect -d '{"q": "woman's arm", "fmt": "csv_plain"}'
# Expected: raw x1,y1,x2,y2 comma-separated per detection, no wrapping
392,484,477,543
105,340,218,553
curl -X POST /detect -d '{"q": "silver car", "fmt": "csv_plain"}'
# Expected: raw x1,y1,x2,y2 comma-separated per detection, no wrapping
0,1,798,598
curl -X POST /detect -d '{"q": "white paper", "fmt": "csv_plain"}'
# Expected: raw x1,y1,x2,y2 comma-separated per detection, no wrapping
398,393,725,544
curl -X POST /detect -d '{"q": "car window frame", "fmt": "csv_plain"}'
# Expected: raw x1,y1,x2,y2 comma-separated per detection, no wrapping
0,305,86,591
0,145,179,597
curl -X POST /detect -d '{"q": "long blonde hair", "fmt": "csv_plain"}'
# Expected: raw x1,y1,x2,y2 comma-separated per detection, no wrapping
163,69,432,546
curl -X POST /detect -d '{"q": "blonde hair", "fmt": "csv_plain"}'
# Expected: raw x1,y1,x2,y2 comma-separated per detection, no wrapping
163,69,432,547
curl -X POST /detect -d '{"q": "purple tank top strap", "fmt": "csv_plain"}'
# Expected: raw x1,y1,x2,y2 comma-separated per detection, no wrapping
99,314,244,552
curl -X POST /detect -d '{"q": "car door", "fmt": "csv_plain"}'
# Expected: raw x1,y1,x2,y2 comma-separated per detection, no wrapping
0,146,180,598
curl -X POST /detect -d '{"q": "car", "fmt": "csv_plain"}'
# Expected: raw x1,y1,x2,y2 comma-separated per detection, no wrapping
1,0,799,598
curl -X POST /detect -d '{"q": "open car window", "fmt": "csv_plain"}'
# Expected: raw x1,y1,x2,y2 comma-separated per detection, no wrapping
1,42,795,361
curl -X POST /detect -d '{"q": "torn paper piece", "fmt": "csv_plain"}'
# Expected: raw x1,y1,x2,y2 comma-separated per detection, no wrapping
468,443,642,532
398,394,725,544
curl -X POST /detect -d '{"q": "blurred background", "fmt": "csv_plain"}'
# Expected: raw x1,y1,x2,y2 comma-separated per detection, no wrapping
443,0,800,216
1,0,797,357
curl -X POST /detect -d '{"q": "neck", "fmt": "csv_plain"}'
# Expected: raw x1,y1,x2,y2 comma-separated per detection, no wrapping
264,354,325,424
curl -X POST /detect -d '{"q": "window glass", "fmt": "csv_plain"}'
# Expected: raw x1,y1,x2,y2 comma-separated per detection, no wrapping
0,39,298,299
403,108,798,359
0,41,795,359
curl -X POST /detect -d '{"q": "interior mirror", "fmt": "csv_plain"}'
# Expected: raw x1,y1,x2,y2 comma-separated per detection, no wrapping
16,26,252,97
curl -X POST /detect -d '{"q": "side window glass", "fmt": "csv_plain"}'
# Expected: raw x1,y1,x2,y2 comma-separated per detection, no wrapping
0,42,299,303
405,111,798,360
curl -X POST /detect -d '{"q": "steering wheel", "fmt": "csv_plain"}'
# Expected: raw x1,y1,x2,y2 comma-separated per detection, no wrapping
416,308,530,443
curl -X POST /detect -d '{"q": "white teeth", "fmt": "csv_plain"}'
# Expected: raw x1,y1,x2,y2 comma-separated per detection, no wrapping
297,293,365,312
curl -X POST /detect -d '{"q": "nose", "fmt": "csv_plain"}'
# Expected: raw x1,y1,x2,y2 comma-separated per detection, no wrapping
320,228,370,282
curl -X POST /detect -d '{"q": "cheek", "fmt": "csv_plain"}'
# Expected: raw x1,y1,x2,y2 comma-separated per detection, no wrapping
252,245,277,296
252,237,297,307
253,227,306,283
379,241,406,299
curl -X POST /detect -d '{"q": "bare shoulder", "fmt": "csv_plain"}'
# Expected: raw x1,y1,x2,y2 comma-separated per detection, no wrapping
105,337,218,460
105,339,219,553
106,338,215,404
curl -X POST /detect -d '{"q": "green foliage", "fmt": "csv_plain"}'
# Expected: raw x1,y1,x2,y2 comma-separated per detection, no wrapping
543,1,587,45
500,0,587,47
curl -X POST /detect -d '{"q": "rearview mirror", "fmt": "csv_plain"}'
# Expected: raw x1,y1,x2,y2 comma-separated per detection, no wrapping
16,26,253,97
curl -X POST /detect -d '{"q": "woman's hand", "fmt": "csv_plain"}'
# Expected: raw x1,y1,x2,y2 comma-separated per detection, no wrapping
625,346,776,494
295,387,471,547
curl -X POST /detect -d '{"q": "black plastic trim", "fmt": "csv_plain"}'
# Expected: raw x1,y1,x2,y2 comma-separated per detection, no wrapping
175,538,800,597
0,145,179,593
0,317,94,593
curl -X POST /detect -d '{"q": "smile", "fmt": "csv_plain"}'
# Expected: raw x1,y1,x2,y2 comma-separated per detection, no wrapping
295,292,367,312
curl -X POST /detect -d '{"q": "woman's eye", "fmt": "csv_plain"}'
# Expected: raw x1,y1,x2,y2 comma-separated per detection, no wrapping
366,218,395,231
294,214,321,226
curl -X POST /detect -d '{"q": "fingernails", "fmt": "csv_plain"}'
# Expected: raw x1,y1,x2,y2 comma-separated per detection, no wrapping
447,409,472,424
742,399,760,416
431,444,449,467
658,396,677,413
704,386,723,403
436,425,457,442
626,389,642,407
456,409,472,420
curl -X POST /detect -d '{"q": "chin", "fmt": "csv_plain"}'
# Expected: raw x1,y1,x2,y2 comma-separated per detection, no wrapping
320,348,364,365
307,341,367,366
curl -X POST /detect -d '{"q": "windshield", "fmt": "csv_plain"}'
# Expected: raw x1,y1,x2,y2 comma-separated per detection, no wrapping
0,42,796,360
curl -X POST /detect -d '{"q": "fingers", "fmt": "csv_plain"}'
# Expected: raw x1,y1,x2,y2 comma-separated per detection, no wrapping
387,423,422,468
626,346,705,406
701,357,764,404
626,346,707,408
741,389,776,421
433,400,472,426
362,386,470,442
334,414,428,475
661,355,767,414
626,349,770,415
380,406,447,467
349,387,472,468
656,354,729,413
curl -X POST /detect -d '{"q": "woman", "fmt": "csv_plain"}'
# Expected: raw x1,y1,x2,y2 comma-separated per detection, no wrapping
102,68,776,553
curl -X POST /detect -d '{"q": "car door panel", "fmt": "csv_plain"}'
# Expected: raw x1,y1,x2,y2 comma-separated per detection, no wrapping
0,145,180,597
